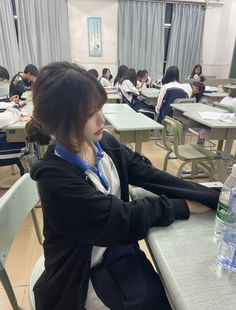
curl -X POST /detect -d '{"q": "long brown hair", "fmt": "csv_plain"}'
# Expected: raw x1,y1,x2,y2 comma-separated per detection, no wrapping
26,62,107,151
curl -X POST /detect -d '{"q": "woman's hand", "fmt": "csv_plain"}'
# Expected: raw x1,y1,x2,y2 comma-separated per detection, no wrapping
186,200,212,214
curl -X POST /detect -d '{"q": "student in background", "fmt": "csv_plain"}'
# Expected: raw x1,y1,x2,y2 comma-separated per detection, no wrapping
136,70,147,90
26,61,219,310
0,66,10,81
220,88,236,109
143,69,152,87
189,64,205,82
182,81,205,102
9,64,39,98
88,69,99,80
99,68,112,87
113,65,128,87
156,66,188,113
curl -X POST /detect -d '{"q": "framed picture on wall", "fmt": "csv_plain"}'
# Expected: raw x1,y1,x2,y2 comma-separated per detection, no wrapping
88,17,102,57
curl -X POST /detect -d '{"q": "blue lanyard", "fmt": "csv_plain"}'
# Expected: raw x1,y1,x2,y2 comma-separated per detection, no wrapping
55,141,110,191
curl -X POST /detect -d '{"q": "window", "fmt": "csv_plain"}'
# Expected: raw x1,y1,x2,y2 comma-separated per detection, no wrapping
11,0,18,42
163,3,173,74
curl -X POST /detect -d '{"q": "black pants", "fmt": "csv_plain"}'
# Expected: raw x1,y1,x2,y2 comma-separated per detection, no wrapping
90,244,171,310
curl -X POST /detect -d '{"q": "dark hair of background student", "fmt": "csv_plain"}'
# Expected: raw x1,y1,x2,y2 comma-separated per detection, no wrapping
0,66,10,81
192,81,205,94
162,66,179,85
88,69,99,80
25,62,107,151
120,68,137,87
113,65,128,86
229,88,236,98
24,64,39,77
137,70,145,80
190,64,202,78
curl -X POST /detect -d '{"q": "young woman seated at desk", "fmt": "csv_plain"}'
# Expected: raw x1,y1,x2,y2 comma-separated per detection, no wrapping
27,61,220,310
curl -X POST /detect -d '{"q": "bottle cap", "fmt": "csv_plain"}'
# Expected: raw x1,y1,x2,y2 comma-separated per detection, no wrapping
232,164,236,176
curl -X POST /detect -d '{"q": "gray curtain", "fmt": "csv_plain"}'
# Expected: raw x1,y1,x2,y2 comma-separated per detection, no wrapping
118,0,165,81
15,0,71,69
0,0,19,78
166,4,205,81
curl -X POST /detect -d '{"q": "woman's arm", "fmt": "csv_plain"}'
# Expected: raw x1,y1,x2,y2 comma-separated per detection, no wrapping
0,107,21,128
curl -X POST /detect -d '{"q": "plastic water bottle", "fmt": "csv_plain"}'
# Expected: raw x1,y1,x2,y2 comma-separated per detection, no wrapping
217,189,236,271
214,164,236,241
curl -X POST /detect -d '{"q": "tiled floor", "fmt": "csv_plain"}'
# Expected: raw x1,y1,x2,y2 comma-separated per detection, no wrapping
0,139,201,309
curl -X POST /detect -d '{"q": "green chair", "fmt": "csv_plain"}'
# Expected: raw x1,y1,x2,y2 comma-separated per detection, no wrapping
162,116,217,180
0,174,43,310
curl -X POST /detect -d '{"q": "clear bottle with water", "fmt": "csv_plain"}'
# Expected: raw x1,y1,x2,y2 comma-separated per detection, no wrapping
214,164,236,241
217,189,236,271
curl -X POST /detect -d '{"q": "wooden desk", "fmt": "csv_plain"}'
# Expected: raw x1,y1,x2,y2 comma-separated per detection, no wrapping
104,113,163,153
146,212,236,310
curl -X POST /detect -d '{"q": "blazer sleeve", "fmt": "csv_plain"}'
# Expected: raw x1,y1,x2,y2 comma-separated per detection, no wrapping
37,173,176,247
122,144,220,210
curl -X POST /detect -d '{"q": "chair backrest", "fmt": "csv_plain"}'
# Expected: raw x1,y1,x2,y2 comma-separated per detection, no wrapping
162,116,183,157
158,88,188,124
212,101,236,113
0,173,39,267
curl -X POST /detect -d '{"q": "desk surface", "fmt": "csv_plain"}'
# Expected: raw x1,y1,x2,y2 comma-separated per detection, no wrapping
184,112,236,129
102,103,135,114
203,92,228,98
147,212,236,310
140,88,160,98
223,84,236,90
107,93,121,100
171,103,226,114
104,112,163,131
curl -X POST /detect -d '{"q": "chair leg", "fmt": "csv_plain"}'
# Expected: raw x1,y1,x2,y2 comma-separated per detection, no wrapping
0,268,23,310
177,161,188,178
208,160,215,181
31,208,44,246
163,151,172,171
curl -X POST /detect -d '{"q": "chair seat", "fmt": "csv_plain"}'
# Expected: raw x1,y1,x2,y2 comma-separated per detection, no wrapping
177,144,216,160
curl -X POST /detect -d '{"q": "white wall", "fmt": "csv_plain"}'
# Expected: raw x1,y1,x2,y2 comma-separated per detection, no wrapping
203,0,236,78
68,0,118,77
68,0,236,78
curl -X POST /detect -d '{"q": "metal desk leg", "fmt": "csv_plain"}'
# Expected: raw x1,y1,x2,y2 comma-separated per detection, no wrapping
135,131,142,154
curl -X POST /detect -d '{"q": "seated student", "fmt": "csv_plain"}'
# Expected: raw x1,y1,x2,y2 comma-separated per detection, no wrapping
189,64,205,82
136,70,147,90
0,66,10,81
26,62,219,310
156,66,188,114
113,65,128,87
99,68,112,87
0,66,11,98
9,64,39,98
88,69,99,80
220,88,236,110
0,101,26,175
182,81,206,102
119,68,155,118
143,69,152,87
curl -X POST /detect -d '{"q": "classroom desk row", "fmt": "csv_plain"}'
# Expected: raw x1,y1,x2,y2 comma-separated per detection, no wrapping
3,104,162,154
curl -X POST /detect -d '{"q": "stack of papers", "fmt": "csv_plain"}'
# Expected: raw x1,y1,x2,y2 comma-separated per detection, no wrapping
205,86,218,92
198,112,235,122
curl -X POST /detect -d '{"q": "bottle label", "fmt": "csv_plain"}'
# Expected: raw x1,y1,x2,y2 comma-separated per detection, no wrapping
217,201,229,221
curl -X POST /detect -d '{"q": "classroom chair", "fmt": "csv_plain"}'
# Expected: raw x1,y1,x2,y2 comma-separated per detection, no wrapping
162,116,217,180
0,173,43,310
